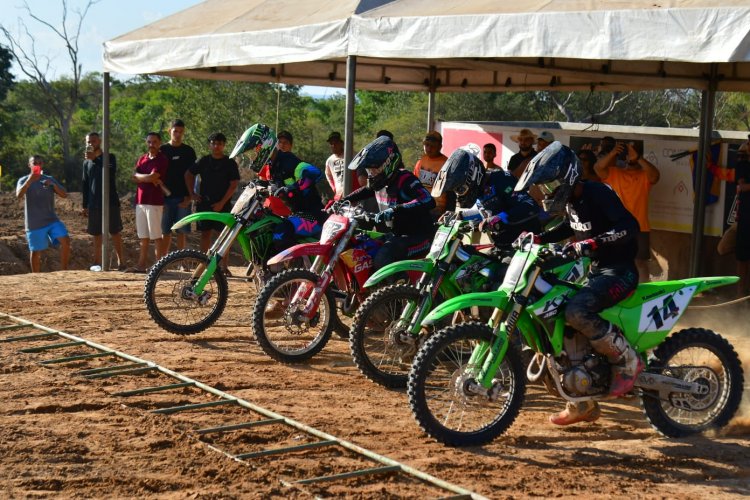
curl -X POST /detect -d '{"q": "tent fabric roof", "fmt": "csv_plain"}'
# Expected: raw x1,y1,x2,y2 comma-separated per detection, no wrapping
103,0,750,92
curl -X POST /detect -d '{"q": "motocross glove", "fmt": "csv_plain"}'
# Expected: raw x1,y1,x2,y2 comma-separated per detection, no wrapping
562,238,598,258
513,231,542,249
479,212,509,233
374,208,395,224
274,185,299,199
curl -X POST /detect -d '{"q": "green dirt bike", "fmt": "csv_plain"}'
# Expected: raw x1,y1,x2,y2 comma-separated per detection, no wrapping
408,234,744,446
143,182,315,334
349,212,518,388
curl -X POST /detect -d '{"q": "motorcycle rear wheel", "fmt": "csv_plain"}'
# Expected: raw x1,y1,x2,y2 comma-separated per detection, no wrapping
641,327,744,437
252,268,334,363
408,322,526,447
143,249,228,335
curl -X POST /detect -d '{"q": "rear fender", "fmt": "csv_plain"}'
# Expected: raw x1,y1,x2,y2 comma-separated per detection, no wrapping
171,211,235,230
364,259,434,288
267,242,333,265
423,291,509,326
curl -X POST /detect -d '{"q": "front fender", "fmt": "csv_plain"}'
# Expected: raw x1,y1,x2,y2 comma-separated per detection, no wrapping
423,290,510,326
171,211,235,230
364,259,434,288
267,242,333,265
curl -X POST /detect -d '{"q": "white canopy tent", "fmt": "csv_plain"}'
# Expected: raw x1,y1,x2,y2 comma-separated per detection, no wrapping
100,0,750,273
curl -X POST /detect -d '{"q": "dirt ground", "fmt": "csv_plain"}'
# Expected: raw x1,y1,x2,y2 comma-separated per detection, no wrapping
1,192,749,498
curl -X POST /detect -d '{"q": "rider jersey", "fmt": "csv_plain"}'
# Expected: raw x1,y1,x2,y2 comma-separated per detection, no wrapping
540,180,639,267
270,151,324,214
460,169,541,245
344,170,436,236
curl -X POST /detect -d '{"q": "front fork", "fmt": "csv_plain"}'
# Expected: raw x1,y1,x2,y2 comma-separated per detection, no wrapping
470,267,542,389
191,223,241,294
293,226,356,319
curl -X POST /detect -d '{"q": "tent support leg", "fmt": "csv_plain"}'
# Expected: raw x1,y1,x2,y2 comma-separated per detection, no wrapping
427,66,436,132
689,65,718,278
101,72,111,271
343,55,357,196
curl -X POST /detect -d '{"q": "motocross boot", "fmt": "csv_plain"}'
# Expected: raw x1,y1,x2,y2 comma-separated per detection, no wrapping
590,324,644,398
549,401,601,426
264,299,286,319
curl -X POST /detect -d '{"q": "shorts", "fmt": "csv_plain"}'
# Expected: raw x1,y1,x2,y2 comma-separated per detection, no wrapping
26,221,69,251
195,202,230,233
636,231,650,261
135,204,164,240
87,205,123,236
162,197,192,235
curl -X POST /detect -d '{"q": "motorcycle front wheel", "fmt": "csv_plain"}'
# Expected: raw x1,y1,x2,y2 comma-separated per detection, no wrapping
641,328,744,437
350,284,422,388
252,268,335,363
407,322,526,447
144,249,228,335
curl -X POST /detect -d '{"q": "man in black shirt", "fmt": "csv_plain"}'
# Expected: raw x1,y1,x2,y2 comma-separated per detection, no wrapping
517,142,643,426
160,119,197,254
186,132,240,274
507,128,537,179
735,141,750,297
82,132,124,270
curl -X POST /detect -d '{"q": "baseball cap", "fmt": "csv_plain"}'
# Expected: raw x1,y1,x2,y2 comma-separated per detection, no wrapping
538,131,555,143
423,131,442,144
327,131,342,143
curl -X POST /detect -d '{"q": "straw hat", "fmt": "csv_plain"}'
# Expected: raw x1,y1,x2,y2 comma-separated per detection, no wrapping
511,128,537,143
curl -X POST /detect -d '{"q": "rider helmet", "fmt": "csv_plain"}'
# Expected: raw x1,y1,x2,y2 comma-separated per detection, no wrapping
515,141,580,214
229,123,277,172
431,145,486,208
348,135,403,190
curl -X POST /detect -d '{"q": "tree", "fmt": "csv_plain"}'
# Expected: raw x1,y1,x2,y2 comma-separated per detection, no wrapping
1,0,99,186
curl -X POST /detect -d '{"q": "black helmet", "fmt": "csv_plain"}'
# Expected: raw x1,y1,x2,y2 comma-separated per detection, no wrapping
348,135,402,190
431,146,486,208
515,141,580,214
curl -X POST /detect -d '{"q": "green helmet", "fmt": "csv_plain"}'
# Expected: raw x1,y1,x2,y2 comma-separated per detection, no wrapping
229,123,277,172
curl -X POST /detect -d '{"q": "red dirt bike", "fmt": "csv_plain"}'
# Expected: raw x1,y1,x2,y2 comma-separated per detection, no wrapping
251,202,387,363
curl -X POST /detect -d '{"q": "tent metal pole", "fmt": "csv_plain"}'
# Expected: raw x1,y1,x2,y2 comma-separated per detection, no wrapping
427,66,436,131
689,65,718,278
101,72,111,271
343,55,356,196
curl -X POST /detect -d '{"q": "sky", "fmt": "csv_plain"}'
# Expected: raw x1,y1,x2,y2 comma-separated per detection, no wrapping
1,0,342,98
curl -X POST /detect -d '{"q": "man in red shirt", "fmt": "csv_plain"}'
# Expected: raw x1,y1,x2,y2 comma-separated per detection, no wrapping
131,132,169,272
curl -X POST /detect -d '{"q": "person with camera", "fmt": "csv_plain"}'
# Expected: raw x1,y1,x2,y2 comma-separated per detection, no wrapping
16,155,70,272
594,138,660,283
82,131,125,271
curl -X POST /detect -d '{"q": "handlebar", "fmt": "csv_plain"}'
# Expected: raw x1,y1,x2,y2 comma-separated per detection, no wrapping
327,200,377,222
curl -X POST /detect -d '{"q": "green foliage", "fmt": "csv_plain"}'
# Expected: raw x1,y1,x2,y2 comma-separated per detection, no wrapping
2,67,749,194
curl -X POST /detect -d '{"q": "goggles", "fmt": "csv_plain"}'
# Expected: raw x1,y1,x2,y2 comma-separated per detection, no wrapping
536,179,562,196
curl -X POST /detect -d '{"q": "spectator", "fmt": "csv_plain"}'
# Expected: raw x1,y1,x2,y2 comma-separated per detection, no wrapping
277,130,294,153
594,140,660,283
131,132,169,273
185,132,240,274
577,149,601,182
324,131,359,201
160,119,197,254
537,131,555,152
735,141,750,297
414,131,454,219
483,143,500,172
82,132,124,270
507,128,537,179
16,155,71,273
